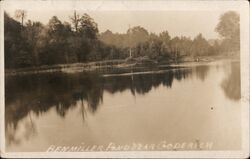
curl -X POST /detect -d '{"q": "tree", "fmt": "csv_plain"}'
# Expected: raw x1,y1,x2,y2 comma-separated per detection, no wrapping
159,31,171,43
99,30,128,48
5,12,33,68
78,13,98,39
215,11,239,40
40,16,74,65
170,36,180,55
191,33,211,56
70,10,81,32
5,12,21,68
127,26,149,47
6,10,226,69
47,16,64,37
215,11,240,53
99,30,115,45
211,41,221,55
15,10,27,27
24,20,44,65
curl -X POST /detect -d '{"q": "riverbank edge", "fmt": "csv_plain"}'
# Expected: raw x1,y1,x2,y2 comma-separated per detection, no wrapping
5,55,239,76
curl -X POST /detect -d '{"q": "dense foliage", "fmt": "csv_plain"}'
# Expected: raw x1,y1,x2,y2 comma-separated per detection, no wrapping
215,11,240,53
4,11,240,69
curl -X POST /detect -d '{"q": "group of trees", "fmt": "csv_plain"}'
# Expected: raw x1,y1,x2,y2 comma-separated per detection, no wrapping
99,27,215,60
5,10,114,68
4,10,240,69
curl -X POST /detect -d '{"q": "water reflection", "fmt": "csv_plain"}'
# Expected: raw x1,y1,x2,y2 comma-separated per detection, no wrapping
5,69,191,120
5,68,192,146
221,62,241,101
194,65,210,81
5,62,241,150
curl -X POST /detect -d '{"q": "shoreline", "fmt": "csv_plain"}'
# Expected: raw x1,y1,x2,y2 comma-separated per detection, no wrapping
5,55,239,76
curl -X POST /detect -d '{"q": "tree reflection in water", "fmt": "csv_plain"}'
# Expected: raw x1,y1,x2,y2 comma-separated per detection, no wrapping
221,62,241,101
5,68,193,146
6,63,240,147
194,65,210,81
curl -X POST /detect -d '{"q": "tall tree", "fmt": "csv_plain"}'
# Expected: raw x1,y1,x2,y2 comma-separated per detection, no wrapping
215,11,240,40
41,16,73,64
5,12,22,68
24,20,44,64
215,11,240,53
78,13,98,39
15,10,27,27
70,10,81,32
5,12,33,68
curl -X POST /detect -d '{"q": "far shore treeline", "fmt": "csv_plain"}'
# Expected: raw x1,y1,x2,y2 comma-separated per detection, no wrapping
4,11,239,69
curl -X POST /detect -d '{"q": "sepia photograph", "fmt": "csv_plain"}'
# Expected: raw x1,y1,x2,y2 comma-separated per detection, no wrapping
0,0,249,158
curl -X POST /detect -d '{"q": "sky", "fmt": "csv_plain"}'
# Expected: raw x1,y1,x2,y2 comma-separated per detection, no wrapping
5,10,226,39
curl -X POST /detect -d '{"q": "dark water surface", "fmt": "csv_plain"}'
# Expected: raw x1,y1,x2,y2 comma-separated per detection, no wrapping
5,60,241,151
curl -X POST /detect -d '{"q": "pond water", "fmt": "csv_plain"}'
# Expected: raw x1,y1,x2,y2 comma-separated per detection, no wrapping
5,60,241,152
